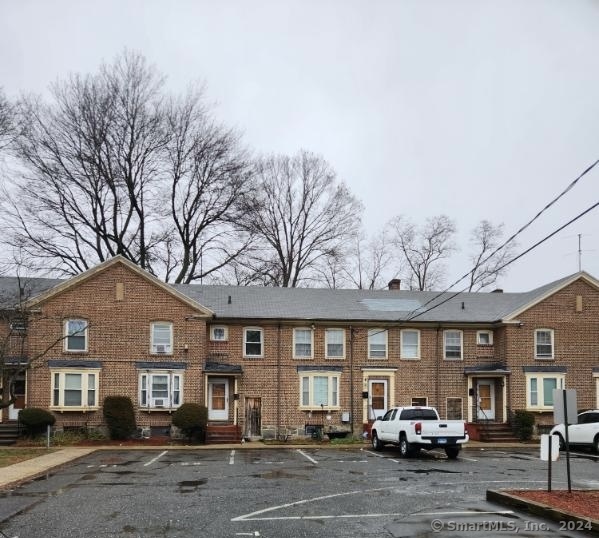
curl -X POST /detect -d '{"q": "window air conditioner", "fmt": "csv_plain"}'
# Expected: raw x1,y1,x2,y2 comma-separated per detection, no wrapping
153,399,165,407
155,344,168,353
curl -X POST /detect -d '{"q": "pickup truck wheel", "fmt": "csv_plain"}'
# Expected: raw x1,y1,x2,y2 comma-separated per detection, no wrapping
372,432,384,451
399,436,413,458
557,434,566,451
593,435,599,454
445,446,460,460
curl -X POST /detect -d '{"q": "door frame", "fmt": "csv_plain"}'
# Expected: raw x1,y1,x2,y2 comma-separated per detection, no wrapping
207,378,229,421
368,379,388,421
477,379,495,421
8,374,26,422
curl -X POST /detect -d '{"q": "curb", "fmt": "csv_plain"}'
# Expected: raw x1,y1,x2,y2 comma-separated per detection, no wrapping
487,489,599,534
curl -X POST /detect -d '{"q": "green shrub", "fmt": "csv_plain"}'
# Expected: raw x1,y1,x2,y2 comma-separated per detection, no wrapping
18,408,56,435
172,403,208,442
512,409,535,441
103,396,136,440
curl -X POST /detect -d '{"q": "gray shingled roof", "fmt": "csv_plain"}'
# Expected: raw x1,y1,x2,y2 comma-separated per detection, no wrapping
0,271,580,324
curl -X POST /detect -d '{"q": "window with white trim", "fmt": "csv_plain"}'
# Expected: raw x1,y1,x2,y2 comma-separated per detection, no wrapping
139,371,183,409
244,327,263,357
444,330,463,359
526,373,564,410
368,329,387,359
64,319,88,352
151,322,173,354
210,326,228,341
401,329,420,359
326,329,345,359
51,370,99,409
294,328,313,359
300,373,340,409
535,329,554,359
477,330,493,345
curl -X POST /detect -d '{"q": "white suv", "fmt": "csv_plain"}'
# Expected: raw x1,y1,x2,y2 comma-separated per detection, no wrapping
549,410,599,452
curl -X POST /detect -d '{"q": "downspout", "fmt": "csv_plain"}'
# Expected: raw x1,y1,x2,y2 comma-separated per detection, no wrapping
277,323,282,440
349,325,354,436
436,325,441,409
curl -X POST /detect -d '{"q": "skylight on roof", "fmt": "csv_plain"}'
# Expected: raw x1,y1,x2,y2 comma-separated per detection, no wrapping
360,298,422,312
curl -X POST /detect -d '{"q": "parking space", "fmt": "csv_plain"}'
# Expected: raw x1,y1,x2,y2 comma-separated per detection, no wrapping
0,447,596,537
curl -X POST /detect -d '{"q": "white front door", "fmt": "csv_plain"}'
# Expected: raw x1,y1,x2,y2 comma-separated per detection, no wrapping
369,379,388,421
208,378,229,421
477,380,495,420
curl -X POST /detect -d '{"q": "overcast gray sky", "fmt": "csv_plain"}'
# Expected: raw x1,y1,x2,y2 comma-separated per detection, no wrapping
1,0,598,291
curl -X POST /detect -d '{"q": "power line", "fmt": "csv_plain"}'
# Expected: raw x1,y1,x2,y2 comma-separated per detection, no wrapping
405,199,599,322
403,158,599,320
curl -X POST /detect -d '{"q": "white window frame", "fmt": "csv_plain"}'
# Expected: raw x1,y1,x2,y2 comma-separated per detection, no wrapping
293,328,313,359
244,327,264,358
64,319,88,352
534,329,554,359
401,329,420,360
210,325,228,342
50,369,99,410
368,329,388,359
477,330,493,346
525,373,565,411
151,322,173,354
299,373,340,409
325,328,345,359
139,370,183,409
444,330,463,360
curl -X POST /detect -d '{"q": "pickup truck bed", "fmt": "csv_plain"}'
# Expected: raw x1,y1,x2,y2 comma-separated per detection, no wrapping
371,406,469,459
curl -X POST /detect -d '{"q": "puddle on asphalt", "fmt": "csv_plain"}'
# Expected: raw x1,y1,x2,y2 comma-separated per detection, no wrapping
178,479,207,493
251,470,311,480
402,468,462,474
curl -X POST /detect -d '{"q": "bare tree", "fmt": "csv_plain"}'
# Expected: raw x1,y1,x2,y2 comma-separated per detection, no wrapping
0,87,17,150
467,220,516,291
2,51,252,283
238,150,363,287
344,232,399,290
388,215,456,291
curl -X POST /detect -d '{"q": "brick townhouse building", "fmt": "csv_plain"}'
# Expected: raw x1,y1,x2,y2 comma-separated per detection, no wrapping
1,256,598,441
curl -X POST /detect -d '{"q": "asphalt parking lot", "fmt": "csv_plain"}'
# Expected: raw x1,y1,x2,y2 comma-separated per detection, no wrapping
1,447,597,537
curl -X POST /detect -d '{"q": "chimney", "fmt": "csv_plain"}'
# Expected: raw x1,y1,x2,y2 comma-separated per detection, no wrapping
491,289,504,293
388,279,401,291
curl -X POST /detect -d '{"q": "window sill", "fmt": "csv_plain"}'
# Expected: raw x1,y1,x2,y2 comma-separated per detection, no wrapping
300,406,341,411
244,355,264,359
476,344,494,347
444,358,463,361
50,407,99,412
400,357,421,361
63,350,88,354
368,357,388,360
535,357,555,360
139,407,180,412
325,357,345,360
293,356,314,360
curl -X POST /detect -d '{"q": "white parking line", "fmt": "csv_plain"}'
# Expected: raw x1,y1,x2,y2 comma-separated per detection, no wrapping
296,449,318,464
143,450,168,467
230,450,236,465
361,449,384,458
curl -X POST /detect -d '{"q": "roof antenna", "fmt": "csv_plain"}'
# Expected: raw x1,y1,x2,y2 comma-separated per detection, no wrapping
461,301,465,310
578,233,582,272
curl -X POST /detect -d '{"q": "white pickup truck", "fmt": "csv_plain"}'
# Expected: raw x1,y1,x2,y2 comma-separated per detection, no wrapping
549,410,599,452
371,406,469,459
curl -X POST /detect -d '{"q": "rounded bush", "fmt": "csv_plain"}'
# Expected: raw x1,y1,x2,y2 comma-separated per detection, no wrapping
19,408,56,434
103,396,136,440
172,403,208,442
513,409,535,441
